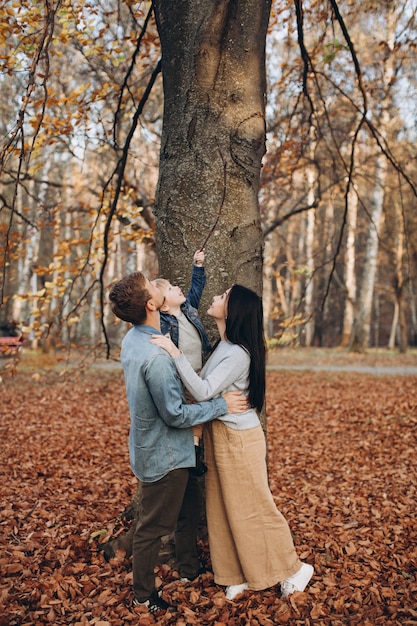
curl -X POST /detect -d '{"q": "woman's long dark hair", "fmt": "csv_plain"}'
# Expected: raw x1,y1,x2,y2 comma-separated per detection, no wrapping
225,285,266,412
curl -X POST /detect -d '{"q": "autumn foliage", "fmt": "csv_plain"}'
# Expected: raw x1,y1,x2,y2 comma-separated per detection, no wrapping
1,365,416,625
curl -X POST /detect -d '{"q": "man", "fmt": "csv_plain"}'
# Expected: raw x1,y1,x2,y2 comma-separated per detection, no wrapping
109,271,247,616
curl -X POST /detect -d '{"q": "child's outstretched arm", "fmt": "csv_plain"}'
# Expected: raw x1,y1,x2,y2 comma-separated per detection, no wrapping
187,249,206,309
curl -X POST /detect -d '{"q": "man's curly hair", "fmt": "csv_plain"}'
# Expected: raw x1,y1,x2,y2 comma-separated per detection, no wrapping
109,271,150,325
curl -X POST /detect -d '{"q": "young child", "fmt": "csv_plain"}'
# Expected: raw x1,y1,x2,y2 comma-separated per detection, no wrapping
156,250,211,476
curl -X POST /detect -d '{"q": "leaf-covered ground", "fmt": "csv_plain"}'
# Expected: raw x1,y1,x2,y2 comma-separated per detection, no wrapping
1,365,416,625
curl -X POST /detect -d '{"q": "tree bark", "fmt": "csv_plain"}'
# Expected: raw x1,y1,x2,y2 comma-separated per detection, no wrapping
152,0,271,322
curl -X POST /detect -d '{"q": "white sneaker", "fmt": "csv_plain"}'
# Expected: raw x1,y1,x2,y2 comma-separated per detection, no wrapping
280,563,314,597
225,582,249,600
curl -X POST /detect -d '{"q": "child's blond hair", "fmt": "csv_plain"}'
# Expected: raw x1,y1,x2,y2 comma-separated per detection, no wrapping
154,278,170,293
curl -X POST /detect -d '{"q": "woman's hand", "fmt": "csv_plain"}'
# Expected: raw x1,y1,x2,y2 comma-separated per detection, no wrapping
150,334,181,357
185,389,197,404
223,391,249,414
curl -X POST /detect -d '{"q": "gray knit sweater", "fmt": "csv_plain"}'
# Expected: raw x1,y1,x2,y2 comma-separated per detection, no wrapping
173,340,260,430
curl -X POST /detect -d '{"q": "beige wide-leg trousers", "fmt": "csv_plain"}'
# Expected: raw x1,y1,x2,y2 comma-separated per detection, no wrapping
204,420,302,591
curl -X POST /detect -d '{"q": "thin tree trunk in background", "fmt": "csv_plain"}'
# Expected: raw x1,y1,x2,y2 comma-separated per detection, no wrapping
350,155,385,352
125,241,138,275
390,202,408,352
398,293,408,353
11,183,40,326
105,224,126,346
276,269,288,318
350,6,396,353
62,211,73,346
388,301,399,349
263,242,275,339
408,280,417,347
285,220,296,319
304,207,315,346
322,197,335,345
373,282,380,347
304,124,318,347
387,201,401,350
292,214,304,346
340,187,358,347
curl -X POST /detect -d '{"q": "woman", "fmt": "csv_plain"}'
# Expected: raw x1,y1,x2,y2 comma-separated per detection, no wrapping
151,285,314,600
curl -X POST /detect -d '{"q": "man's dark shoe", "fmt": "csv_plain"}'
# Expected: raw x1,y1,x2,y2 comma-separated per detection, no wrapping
180,564,207,583
188,445,208,477
133,590,176,615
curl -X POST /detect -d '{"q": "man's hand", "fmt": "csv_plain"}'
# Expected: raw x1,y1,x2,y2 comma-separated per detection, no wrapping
223,391,249,414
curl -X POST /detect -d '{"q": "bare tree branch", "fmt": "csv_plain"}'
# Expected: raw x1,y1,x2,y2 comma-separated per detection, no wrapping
99,59,162,356
114,4,155,148
0,0,58,306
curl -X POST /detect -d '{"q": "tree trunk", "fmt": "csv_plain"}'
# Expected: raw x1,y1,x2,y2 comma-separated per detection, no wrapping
99,486,144,562
408,280,417,347
152,0,271,323
262,245,275,339
388,301,399,349
340,187,358,347
350,6,396,353
350,158,385,353
304,125,318,347
100,0,271,563
11,182,40,326
388,200,408,352
304,207,315,346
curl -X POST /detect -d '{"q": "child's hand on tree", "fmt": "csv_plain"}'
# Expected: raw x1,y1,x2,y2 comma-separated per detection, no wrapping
193,249,205,266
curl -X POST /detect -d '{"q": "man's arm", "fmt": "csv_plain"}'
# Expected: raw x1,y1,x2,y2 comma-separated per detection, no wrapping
146,352,243,428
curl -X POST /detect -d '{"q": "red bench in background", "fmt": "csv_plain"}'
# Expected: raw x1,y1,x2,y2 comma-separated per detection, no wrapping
0,336,24,356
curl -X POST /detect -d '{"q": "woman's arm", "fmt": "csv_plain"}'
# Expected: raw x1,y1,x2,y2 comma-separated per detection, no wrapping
150,335,249,401
145,352,247,426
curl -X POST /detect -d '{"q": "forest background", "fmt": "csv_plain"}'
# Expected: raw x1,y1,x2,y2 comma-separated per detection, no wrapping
1,0,416,359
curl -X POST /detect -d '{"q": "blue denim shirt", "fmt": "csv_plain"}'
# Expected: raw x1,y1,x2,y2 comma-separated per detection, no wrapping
121,324,227,482
160,265,212,357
